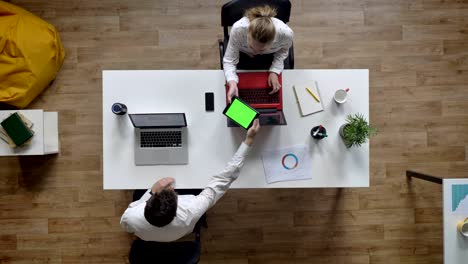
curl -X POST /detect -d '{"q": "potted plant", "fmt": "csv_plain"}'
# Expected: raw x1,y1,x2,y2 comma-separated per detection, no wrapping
339,113,376,148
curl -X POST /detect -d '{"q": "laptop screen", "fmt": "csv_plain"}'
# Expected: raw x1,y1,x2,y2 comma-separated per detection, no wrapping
129,113,186,128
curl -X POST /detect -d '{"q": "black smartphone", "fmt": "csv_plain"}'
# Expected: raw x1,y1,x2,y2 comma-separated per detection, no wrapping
205,92,214,111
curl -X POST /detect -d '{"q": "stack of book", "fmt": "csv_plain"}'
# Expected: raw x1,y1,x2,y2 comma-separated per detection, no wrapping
0,112,35,148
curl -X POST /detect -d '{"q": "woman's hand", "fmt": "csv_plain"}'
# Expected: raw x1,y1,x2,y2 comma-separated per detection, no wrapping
268,72,281,94
227,81,239,103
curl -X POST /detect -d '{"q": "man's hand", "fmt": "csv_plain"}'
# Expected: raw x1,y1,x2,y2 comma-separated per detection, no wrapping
227,81,239,104
268,72,281,94
244,119,260,146
151,177,175,194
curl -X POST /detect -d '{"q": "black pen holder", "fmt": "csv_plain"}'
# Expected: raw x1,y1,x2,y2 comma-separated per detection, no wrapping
311,126,327,140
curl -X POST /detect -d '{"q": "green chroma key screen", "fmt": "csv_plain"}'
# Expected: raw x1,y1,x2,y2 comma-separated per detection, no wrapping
224,98,259,129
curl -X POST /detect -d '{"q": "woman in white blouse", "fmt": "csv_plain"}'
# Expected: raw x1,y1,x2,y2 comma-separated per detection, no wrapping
223,5,294,103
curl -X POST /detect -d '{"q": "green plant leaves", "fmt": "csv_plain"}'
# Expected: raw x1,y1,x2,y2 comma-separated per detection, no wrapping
342,113,377,148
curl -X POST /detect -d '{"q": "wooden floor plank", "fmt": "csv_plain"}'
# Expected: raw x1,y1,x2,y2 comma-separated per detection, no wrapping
323,40,443,58
0,250,61,264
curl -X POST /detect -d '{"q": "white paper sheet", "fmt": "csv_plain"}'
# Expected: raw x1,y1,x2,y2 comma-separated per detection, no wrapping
261,144,312,184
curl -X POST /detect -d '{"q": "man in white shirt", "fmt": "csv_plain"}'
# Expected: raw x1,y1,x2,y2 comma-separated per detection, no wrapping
223,5,294,103
120,119,260,242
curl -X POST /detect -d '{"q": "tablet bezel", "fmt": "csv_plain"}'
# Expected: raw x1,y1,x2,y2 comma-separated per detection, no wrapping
222,96,260,130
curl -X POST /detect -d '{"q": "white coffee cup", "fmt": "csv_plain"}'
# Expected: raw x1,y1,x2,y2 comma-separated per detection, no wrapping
457,218,468,237
334,88,349,104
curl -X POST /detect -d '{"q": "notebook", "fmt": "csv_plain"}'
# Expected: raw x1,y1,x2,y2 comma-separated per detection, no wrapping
0,112,34,146
293,81,324,117
0,113,33,148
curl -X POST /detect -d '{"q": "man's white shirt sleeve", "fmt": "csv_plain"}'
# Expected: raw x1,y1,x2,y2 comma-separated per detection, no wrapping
187,142,251,219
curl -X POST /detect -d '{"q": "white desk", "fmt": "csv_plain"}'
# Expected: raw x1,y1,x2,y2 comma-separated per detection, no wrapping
102,70,369,189
443,179,468,264
0,109,59,156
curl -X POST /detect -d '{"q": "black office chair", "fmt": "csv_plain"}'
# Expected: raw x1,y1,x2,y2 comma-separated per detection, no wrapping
128,189,206,264
129,236,201,264
218,0,294,70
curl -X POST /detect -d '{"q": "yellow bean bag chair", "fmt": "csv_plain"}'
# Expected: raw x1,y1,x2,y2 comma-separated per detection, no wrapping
0,1,65,108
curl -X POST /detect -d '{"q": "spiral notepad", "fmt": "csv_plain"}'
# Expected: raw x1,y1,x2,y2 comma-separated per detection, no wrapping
293,81,324,116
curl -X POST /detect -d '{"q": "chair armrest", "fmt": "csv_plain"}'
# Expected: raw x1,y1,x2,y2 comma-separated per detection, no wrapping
218,39,225,70
289,44,294,69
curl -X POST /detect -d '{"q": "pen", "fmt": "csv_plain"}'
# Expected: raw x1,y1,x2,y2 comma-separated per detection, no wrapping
313,128,320,137
313,125,322,137
306,87,320,102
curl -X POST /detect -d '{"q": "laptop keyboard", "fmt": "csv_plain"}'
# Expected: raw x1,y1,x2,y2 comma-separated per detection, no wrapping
239,88,279,104
140,131,182,148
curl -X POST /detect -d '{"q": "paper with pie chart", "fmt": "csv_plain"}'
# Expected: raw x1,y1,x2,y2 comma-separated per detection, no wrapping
261,144,311,184
452,184,468,215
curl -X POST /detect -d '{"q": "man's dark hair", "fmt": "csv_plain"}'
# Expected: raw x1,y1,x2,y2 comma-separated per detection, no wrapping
144,188,178,227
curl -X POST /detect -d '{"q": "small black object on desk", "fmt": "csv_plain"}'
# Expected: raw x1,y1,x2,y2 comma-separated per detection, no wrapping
311,125,327,140
205,92,214,111
112,103,127,115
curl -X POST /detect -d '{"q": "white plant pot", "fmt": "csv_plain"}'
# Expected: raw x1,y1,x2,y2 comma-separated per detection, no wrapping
339,124,348,138
339,124,351,147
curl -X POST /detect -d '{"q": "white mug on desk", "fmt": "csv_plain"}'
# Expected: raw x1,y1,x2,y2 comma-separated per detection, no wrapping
457,217,468,237
334,88,349,104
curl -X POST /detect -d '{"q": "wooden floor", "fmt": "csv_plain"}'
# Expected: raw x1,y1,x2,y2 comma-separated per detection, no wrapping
1,0,468,263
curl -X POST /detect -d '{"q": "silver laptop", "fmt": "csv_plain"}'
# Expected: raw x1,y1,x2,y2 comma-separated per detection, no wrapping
129,113,188,166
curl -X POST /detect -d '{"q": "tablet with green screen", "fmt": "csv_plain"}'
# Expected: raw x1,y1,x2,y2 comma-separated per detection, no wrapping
223,96,259,129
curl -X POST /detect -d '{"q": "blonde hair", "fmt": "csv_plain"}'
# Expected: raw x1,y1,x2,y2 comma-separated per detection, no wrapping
245,5,277,44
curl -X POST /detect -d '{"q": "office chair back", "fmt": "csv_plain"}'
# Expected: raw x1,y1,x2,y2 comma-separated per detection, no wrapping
129,238,201,264
221,0,291,38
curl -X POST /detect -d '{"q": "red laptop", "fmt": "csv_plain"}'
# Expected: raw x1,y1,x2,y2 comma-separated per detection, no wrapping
225,72,287,126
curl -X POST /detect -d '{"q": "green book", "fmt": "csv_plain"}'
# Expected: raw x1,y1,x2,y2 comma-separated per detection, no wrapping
1,112,34,146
